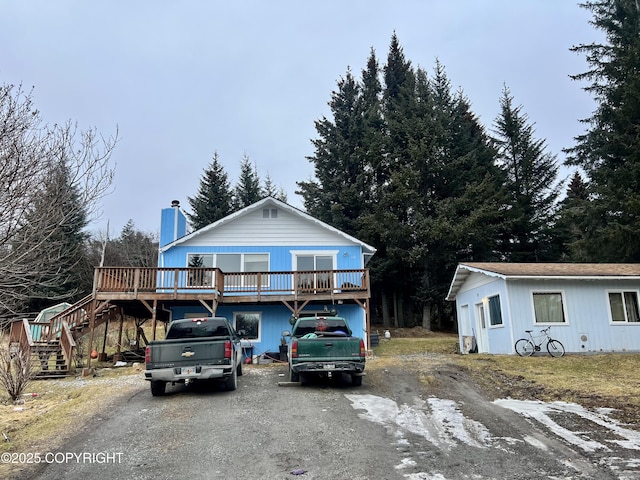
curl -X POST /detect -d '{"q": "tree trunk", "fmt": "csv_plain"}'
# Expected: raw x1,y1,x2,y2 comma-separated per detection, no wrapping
393,291,399,328
422,303,432,330
381,293,390,327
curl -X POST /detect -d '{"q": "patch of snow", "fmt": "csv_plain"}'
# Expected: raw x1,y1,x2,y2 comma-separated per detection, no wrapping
522,435,548,451
345,394,491,451
494,399,640,453
395,457,417,469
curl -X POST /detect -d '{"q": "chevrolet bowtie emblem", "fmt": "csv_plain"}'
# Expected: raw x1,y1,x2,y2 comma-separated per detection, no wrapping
181,351,195,357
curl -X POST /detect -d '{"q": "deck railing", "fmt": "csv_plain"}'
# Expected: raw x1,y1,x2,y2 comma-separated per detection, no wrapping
95,267,369,297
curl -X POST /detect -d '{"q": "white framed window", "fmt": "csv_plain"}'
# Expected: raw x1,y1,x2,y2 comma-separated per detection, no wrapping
608,290,640,323
186,253,269,287
234,312,261,341
532,291,567,324
487,294,503,326
290,250,338,291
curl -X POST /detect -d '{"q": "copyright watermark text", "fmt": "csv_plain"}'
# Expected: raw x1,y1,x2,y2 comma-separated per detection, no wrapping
1,451,123,464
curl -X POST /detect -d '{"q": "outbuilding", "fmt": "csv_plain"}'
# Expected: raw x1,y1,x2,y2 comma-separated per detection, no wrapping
446,263,640,354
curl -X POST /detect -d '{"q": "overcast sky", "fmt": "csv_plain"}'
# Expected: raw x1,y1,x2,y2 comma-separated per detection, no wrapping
1,1,601,235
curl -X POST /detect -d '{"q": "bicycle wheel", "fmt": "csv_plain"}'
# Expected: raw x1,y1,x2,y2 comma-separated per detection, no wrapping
547,339,565,357
515,339,535,356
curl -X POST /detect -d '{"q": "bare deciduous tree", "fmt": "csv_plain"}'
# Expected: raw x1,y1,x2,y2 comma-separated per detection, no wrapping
0,336,33,402
0,84,117,318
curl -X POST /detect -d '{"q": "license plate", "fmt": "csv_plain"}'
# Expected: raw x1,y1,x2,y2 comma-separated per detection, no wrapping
323,364,336,370
181,367,196,375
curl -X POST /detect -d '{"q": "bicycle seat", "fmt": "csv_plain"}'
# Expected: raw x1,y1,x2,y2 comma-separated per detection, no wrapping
525,330,532,333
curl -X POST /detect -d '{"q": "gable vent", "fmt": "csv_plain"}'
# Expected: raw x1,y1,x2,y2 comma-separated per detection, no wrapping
263,208,278,219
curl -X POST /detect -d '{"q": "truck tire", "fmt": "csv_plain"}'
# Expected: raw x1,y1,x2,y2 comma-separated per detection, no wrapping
351,374,363,387
225,365,238,391
237,361,243,377
150,380,166,396
289,367,300,382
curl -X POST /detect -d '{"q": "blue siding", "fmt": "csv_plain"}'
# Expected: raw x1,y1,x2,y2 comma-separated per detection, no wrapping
456,276,640,354
166,303,365,354
160,206,187,247
508,279,640,353
160,244,364,270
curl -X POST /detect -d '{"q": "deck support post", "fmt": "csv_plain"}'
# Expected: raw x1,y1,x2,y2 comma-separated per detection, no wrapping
151,299,158,341
86,299,97,368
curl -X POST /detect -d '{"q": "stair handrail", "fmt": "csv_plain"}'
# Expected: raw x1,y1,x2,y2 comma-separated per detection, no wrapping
9,318,35,357
59,321,77,371
46,293,94,341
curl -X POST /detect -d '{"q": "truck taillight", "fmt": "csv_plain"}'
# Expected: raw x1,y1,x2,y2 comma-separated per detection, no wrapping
224,340,232,359
291,340,298,359
360,339,366,357
145,346,151,364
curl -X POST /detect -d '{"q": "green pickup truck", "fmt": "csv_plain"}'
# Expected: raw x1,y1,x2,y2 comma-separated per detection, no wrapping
283,316,366,386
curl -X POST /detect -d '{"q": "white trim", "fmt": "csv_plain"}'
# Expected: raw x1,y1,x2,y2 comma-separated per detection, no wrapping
233,311,262,342
530,289,569,326
289,250,339,270
606,288,640,324
486,293,504,329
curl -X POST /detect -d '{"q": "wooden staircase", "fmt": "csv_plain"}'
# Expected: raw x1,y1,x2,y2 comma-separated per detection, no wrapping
8,294,121,378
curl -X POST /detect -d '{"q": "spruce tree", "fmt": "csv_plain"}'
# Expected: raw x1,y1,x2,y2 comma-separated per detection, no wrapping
492,86,561,261
233,154,263,209
552,171,591,260
298,68,369,234
187,152,233,230
567,0,640,260
263,173,287,202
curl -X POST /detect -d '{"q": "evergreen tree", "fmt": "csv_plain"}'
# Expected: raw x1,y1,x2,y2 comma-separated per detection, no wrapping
22,158,90,312
298,68,370,233
492,86,561,261
552,171,591,260
187,152,233,230
263,173,287,202
233,154,263,209
567,0,640,260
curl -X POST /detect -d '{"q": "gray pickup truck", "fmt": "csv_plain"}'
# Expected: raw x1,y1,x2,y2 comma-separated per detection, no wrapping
144,317,243,396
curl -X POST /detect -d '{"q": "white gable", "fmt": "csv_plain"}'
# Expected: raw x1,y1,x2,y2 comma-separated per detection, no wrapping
179,204,355,247
164,197,376,252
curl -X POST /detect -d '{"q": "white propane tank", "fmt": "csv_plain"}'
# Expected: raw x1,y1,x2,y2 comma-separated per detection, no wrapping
384,330,391,340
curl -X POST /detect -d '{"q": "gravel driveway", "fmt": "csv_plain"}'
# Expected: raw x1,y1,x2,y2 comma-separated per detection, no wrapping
17,356,640,480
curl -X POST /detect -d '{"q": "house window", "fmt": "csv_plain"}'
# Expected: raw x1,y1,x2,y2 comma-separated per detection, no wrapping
187,254,214,286
296,254,334,291
608,291,640,323
533,292,566,324
487,295,503,326
263,208,278,218
234,312,261,341
186,253,270,287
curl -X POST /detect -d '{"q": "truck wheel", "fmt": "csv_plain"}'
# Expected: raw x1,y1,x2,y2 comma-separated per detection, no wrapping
351,374,363,387
225,365,238,391
289,367,299,382
150,380,166,396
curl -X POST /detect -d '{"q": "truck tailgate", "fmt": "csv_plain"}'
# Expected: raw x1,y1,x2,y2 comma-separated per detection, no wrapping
296,336,362,360
148,338,228,367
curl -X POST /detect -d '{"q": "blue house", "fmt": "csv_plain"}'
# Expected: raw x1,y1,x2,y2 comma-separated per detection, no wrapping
446,262,640,354
156,197,377,355
15,196,376,369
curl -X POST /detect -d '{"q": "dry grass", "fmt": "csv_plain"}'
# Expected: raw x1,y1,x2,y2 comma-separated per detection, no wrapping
370,332,640,425
0,365,144,479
